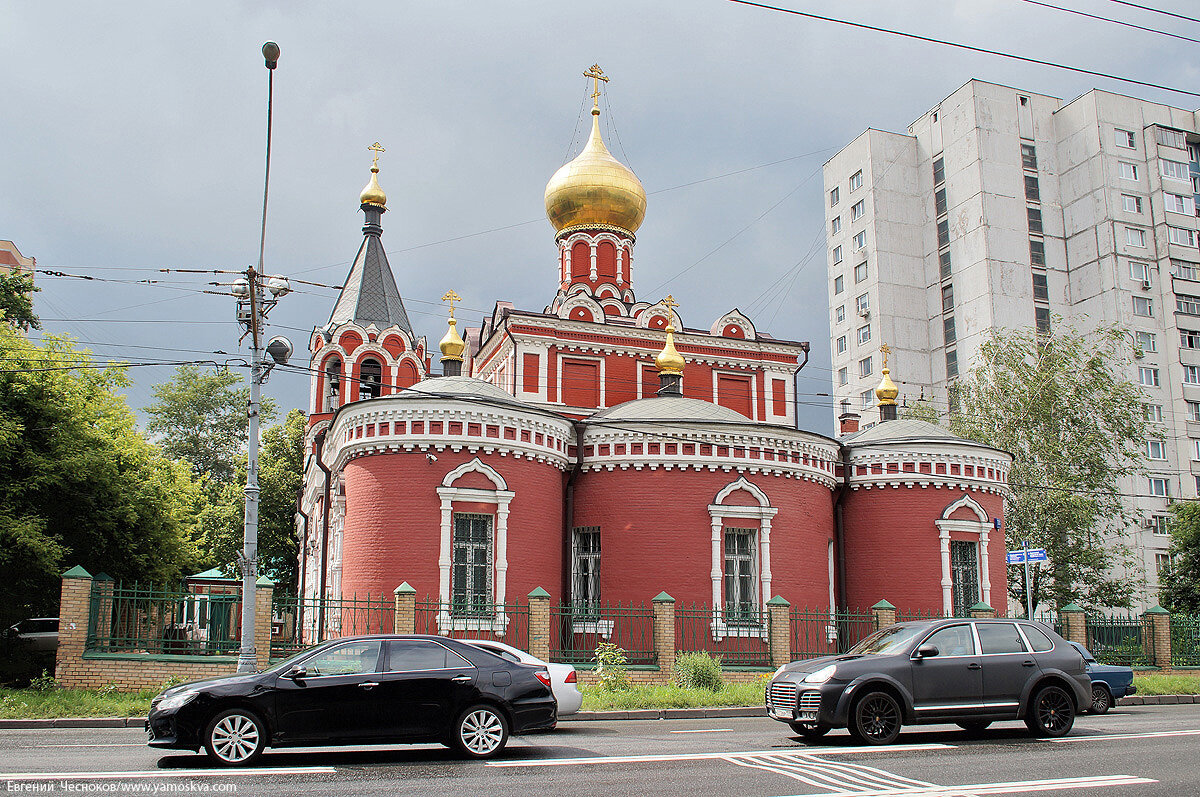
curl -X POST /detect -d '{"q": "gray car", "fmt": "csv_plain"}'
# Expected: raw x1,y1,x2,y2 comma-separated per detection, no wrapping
767,618,1090,745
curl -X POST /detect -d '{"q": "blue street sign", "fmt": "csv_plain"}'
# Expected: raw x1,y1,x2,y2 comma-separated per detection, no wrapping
1007,551,1026,565
1008,548,1048,565
1026,548,1048,562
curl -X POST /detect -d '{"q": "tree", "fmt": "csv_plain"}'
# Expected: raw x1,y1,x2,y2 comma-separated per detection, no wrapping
145,366,276,486
0,271,39,330
949,322,1150,612
1162,501,1200,614
199,410,306,592
0,327,201,629
900,397,942,425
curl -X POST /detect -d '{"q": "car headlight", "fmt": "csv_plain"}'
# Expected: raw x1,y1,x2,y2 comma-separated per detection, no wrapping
155,691,198,711
803,664,837,684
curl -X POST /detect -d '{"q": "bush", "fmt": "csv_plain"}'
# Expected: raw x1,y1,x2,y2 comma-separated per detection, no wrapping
28,670,57,693
673,652,723,691
594,642,630,691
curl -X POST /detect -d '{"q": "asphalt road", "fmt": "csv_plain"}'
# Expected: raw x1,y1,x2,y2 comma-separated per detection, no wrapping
2,704,1198,796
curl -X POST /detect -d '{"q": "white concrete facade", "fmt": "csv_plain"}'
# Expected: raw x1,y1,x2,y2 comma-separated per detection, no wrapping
825,79,1200,608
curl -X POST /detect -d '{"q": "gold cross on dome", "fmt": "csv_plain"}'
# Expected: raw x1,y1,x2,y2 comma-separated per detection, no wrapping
880,343,892,369
442,289,462,318
368,141,386,169
584,64,609,108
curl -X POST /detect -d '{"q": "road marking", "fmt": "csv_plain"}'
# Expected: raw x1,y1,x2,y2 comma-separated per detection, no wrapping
731,754,936,792
773,775,1155,796
35,743,147,748
1043,729,1200,743
486,744,954,767
669,728,735,734
0,767,338,781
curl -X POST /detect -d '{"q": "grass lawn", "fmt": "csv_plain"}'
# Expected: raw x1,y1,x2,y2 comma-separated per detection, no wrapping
580,679,767,711
1132,673,1200,695
0,688,154,719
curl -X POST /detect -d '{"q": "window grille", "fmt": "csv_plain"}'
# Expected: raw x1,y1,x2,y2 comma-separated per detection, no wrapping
950,540,979,617
724,528,758,622
451,513,493,617
571,527,601,616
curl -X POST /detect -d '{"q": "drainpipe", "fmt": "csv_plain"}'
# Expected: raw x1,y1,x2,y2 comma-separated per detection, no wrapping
562,420,586,603
294,487,309,642
315,429,332,642
834,445,851,610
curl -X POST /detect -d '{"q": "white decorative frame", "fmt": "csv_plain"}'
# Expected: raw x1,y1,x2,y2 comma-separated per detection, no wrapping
435,458,516,634
934,494,992,616
708,477,778,640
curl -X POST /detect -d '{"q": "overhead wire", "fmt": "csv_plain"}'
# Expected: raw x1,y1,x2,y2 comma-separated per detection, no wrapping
1017,0,1200,44
1109,0,1200,25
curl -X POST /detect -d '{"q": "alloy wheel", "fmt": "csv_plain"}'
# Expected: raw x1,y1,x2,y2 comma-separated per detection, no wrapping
209,713,261,764
854,692,901,744
1090,685,1111,715
1032,686,1075,736
460,709,505,756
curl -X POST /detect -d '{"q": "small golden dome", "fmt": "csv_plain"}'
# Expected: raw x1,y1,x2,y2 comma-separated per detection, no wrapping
544,108,647,236
360,167,387,208
656,321,685,375
440,316,466,362
875,368,899,406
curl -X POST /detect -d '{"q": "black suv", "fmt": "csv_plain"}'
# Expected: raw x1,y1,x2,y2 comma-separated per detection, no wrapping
767,619,1090,744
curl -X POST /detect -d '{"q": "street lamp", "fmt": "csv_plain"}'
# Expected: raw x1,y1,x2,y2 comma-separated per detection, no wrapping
234,41,293,674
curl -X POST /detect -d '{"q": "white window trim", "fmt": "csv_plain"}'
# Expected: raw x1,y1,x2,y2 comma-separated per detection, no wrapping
710,369,759,421
708,477,778,641
934,495,992,616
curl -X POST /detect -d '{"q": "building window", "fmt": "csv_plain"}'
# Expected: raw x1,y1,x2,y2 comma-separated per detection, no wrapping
451,513,493,616
1178,294,1200,315
838,367,848,385
1165,193,1195,215
856,293,870,314
1169,226,1198,247
933,156,945,185
1150,515,1170,535
1195,439,1200,461
1116,129,1136,149
942,283,955,312
1189,400,1200,422
1035,306,1051,334
724,528,759,621
857,324,871,345
939,249,952,280
853,231,867,250
832,245,843,264
937,219,950,249
1136,331,1158,352
946,348,959,377
831,216,842,235
854,262,868,283
830,186,839,206
1130,260,1150,282
1147,439,1167,460
1119,161,1139,180
1143,403,1164,423
1190,144,1200,163
1024,174,1041,203
571,527,601,614
1156,126,1186,150
1186,365,1200,385
1027,206,1043,234
860,389,874,408
1148,477,1170,498
1123,194,1143,214
1032,271,1048,301
835,305,845,324
1139,366,1160,387
833,275,844,294
1157,553,1173,581
943,314,956,345
859,357,873,378
935,188,948,217
849,170,863,192
1126,227,1146,247
1133,296,1153,317
324,358,342,411
851,199,865,221
1030,239,1046,266
1021,143,1037,170
836,335,847,355
1161,158,1190,182
950,540,980,617
1181,330,1200,349
359,358,382,399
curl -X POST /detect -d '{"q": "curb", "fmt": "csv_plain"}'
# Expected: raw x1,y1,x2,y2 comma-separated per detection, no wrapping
0,717,145,729
565,707,763,721
1121,694,1197,706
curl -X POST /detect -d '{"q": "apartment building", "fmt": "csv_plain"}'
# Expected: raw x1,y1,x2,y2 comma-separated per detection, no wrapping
824,79,1200,607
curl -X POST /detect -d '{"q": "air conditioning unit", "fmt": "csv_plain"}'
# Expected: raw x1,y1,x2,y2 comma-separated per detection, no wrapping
858,308,871,319
1143,517,1157,528
1142,277,1153,290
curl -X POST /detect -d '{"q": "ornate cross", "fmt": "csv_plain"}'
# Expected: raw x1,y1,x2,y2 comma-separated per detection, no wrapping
880,343,892,369
368,141,386,169
442,289,462,318
662,294,680,327
584,64,608,108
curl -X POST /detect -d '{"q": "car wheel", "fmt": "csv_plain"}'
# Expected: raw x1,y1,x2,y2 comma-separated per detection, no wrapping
453,704,509,759
203,708,266,767
788,722,830,741
1090,685,1112,715
1025,685,1076,737
848,691,902,745
956,720,992,735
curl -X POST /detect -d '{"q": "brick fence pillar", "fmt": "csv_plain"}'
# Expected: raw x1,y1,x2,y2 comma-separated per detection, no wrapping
969,602,997,619
652,592,676,677
527,587,551,661
92,573,114,650
766,596,791,667
871,599,896,630
1060,603,1087,646
254,576,274,670
1144,604,1172,670
55,566,93,685
393,582,416,634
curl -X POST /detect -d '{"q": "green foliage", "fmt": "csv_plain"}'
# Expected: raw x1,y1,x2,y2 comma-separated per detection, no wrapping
593,642,630,691
580,678,767,710
0,271,39,330
0,687,156,718
1162,502,1200,614
0,328,202,629
949,322,1149,611
27,670,57,693
672,651,724,691
1133,673,1200,695
899,398,942,426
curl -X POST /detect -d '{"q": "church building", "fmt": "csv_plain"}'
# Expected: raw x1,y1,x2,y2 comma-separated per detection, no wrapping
297,68,1013,643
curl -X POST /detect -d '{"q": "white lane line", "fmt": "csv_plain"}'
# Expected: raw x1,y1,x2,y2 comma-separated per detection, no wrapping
0,767,337,781
733,754,940,793
1043,729,1200,743
485,743,954,767
669,728,734,734
36,743,147,748
773,775,1155,797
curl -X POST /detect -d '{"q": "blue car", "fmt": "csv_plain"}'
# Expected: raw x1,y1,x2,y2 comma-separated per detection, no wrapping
1068,641,1137,714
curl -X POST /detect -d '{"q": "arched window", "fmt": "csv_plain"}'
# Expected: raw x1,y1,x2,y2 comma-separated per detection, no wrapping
325,358,342,411
360,358,382,400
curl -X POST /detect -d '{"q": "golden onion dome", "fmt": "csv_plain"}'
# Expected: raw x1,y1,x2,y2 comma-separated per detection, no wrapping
439,316,466,362
655,321,685,375
544,108,647,236
875,368,899,406
360,166,387,208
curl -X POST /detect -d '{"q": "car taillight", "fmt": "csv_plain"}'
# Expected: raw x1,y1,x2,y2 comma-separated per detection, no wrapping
564,670,576,684
534,670,552,688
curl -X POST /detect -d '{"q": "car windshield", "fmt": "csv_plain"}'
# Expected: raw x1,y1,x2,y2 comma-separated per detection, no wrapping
845,624,926,655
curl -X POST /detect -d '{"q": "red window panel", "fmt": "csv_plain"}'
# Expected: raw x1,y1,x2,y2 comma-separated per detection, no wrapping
641,364,659,398
772,378,787,415
717,374,753,418
522,353,540,393
561,359,600,408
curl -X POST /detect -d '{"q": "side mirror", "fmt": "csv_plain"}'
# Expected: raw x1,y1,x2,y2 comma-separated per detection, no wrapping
285,667,307,680
915,644,939,659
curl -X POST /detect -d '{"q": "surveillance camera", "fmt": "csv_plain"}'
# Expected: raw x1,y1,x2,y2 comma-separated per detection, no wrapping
426,453,438,463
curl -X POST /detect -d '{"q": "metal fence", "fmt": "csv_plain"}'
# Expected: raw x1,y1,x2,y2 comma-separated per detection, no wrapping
1086,613,1150,666
895,608,945,623
675,604,771,667
86,582,240,655
269,593,395,658
551,602,656,666
414,598,530,652
1034,612,1062,638
1171,615,1200,667
789,607,876,658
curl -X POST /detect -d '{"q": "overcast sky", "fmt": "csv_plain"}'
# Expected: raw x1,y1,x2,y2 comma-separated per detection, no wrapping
5,0,1199,434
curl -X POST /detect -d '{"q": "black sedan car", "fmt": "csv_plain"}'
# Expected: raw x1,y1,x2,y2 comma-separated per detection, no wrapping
767,619,1090,745
147,635,557,765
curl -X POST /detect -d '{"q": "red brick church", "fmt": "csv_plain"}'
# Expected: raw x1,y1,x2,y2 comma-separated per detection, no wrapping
297,69,1012,642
